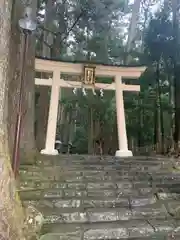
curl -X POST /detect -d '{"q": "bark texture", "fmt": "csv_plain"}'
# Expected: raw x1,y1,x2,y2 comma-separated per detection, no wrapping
127,0,141,53
0,1,25,239
172,0,180,151
35,86,50,151
35,0,53,151
8,0,37,160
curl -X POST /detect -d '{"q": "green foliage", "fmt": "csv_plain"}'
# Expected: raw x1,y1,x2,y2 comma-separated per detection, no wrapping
144,13,173,63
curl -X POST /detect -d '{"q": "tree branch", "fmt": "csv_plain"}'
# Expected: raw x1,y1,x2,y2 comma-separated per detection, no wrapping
59,12,84,44
36,0,94,51
38,24,58,36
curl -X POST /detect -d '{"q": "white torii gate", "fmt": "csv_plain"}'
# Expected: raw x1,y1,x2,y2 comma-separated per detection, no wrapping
35,57,146,157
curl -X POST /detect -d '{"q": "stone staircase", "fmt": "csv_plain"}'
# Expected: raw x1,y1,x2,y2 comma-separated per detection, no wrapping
19,155,180,240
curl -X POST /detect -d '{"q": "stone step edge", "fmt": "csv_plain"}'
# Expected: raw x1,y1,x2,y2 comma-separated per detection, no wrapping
21,158,170,165
36,154,172,160
20,161,172,168
18,179,180,189
24,207,172,223
18,185,180,195
18,190,154,201
29,157,173,162
39,234,174,240
41,218,180,228
40,219,180,235
22,196,180,214
19,189,180,201
18,182,150,191
21,195,157,205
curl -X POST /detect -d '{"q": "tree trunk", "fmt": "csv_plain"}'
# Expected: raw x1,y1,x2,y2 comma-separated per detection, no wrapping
35,86,50,151
172,0,180,152
154,62,162,153
8,0,37,162
153,98,157,150
138,97,143,148
159,86,165,154
35,0,54,151
168,73,175,151
63,110,70,145
42,0,54,58
0,1,25,239
127,0,141,53
156,62,165,153
164,0,171,12
112,121,118,154
58,103,65,140
88,107,94,154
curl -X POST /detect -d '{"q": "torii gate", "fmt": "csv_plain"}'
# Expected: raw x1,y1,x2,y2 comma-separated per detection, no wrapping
35,57,146,157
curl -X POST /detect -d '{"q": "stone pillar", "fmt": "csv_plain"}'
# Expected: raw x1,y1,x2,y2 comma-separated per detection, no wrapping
115,75,132,157
41,69,60,155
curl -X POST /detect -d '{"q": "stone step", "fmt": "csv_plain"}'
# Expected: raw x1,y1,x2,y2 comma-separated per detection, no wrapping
39,219,179,240
19,170,153,182
19,184,159,200
20,186,180,204
24,196,180,221
19,155,180,240
36,154,171,161
19,170,172,182
157,192,180,201
19,168,172,183
19,179,152,190
20,168,180,183
26,203,170,224
40,236,177,240
21,157,171,166
23,159,172,169
19,179,180,199
151,172,180,180
19,189,137,200
23,197,129,209
20,176,180,189
23,194,159,210
34,155,173,166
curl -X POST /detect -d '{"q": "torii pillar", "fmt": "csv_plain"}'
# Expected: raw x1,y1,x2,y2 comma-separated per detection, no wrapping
41,69,60,155
115,75,132,157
